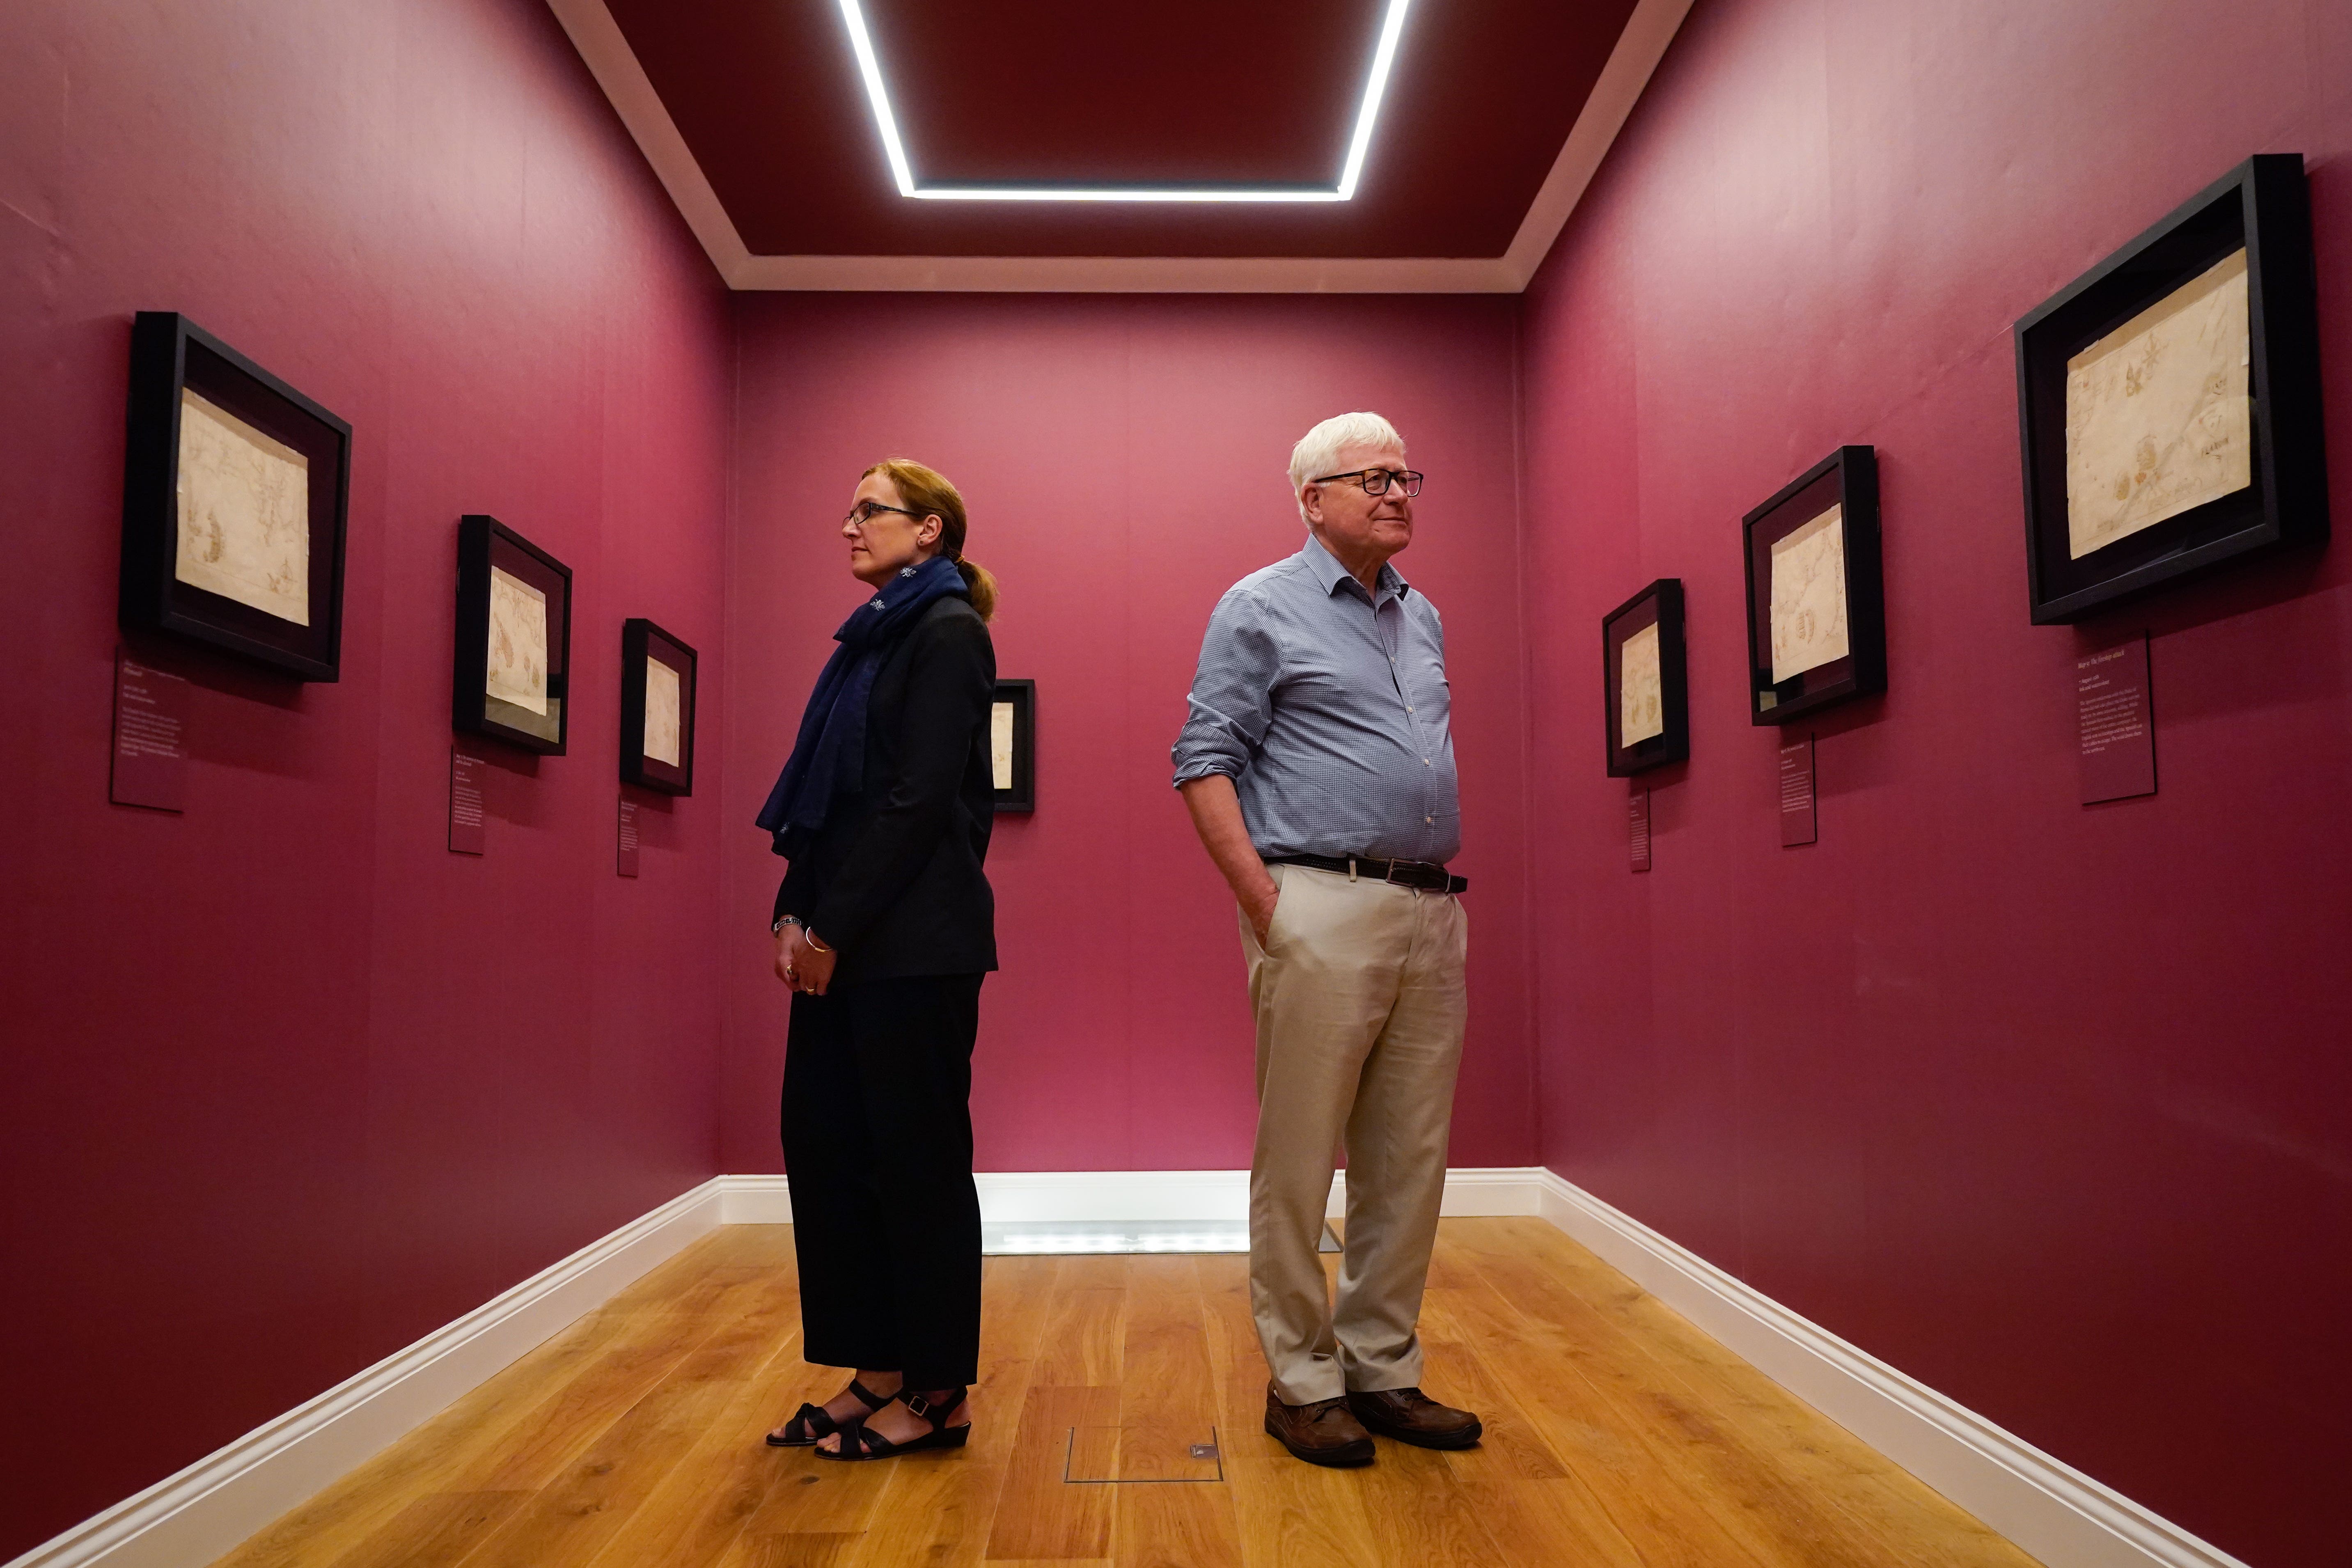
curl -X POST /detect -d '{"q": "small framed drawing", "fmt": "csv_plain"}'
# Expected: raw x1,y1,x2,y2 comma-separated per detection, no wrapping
1602,579,1688,776
119,312,353,680
2015,154,2325,624
1743,445,1886,725
619,618,697,795
991,679,1035,812
452,515,572,754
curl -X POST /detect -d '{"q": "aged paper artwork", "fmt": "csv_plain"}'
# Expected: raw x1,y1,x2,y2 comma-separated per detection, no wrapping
1620,621,1664,744
174,388,310,626
1768,504,1850,684
486,566,549,714
2065,248,2252,559
991,701,1016,791
643,655,682,767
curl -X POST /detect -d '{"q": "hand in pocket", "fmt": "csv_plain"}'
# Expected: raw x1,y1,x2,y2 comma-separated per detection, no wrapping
1245,878,1281,947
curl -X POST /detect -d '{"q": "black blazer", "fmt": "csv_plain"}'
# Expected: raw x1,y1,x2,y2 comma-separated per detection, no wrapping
774,596,997,986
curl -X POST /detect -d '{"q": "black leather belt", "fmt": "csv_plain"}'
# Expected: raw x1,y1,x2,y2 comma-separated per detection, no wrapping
1265,854,1467,895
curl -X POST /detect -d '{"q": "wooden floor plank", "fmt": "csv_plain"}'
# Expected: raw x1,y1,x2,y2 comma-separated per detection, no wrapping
467,1270,784,1493
687,1224,800,1272
1411,1286,1571,1482
447,1373,744,1568
317,1492,530,1568
1031,1261,1129,1388
1443,1226,1983,1568
1114,1486,1247,1568
1491,1218,2040,1568
212,1253,769,1568
1113,1256,1223,1474
983,1383,1120,1561
205,1221,2044,1568
445,1269,808,1568
569,1330,809,1568
1221,1456,1388,1568
1349,1440,1515,1568
729,1532,864,1568
1107,1257,1244,1568
1454,1479,1651,1568
1419,1259,1774,1568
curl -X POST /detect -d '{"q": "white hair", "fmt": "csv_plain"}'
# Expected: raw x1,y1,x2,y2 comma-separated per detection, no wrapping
1288,411,1406,519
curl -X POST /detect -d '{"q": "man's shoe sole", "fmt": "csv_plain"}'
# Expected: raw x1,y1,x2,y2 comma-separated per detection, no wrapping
1263,1414,1375,1467
1352,1412,1483,1450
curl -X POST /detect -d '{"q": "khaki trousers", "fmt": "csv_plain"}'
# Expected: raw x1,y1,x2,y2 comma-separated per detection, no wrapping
1241,863,1468,1404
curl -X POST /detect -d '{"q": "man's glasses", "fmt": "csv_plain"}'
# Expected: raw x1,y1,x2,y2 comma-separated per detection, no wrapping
843,500,924,529
1309,468,1425,498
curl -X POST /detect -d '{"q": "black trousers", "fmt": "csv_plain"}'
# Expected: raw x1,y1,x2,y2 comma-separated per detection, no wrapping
781,972,984,1389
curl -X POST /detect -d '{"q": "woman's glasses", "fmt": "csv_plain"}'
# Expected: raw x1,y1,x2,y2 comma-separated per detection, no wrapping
843,500,924,529
1308,468,1426,498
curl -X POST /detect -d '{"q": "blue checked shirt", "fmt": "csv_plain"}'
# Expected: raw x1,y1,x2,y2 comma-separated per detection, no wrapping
1171,533,1460,864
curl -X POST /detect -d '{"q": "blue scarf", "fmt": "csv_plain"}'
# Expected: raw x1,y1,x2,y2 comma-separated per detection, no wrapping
756,555,970,857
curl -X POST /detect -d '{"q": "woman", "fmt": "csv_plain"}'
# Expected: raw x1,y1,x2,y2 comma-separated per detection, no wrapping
755,458,999,1460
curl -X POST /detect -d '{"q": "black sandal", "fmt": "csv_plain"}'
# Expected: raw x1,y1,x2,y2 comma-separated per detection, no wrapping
766,1378,894,1447
812,1385,971,1461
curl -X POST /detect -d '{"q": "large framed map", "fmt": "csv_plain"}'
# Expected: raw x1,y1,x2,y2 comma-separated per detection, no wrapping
991,679,1035,812
119,313,353,680
619,617,697,795
1742,447,1886,726
2015,154,2326,623
1602,579,1687,776
453,515,573,754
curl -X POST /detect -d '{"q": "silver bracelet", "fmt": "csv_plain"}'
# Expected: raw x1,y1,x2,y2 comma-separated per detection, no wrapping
771,914,804,936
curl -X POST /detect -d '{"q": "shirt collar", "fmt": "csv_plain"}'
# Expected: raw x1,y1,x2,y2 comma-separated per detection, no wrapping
1300,532,1410,604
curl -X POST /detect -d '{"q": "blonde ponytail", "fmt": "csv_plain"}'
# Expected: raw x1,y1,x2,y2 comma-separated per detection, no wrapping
954,558,998,622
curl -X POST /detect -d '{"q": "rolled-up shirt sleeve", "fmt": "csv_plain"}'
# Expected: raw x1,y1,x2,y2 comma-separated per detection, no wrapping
1171,586,1279,787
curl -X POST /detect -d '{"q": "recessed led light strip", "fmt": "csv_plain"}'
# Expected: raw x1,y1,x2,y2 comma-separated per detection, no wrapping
835,0,1415,203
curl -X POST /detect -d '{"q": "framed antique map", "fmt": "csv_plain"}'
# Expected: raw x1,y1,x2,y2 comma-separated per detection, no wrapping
991,679,1035,812
1602,579,1687,776
119,312,353,680
619,618,697,795
453,515,572,754
2015,154,2325,623
1742,447,1886,726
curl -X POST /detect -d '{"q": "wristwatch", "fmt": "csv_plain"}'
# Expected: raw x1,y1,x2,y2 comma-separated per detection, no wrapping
771,913,804,937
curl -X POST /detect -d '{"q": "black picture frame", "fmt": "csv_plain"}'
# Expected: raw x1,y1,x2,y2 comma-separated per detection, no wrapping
2015,154,2326,624
1602,578,1688,776
452,515,572,755
119,312,353,681
1743,445,1886,726
619,618,697,795
991,679,1035,812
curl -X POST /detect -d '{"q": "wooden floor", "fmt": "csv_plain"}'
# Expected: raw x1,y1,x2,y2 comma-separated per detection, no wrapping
209,1219,2041,1568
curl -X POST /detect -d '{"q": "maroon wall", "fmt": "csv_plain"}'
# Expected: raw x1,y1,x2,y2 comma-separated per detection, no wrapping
1519,0,2352,1561
721,293,1535,1176
0,0,731,1554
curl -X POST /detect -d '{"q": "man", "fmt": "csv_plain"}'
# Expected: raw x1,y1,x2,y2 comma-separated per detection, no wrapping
1171,411,1480,1467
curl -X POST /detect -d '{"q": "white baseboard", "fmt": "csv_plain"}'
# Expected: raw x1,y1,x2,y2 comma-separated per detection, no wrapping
12,1165,2242,1568
5,1179,728,1568
1529,1169,2249,1568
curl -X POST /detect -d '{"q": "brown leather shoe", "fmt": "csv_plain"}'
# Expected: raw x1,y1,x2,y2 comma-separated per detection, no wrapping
1263,1384,1376,1467
1346,1387,1483,1449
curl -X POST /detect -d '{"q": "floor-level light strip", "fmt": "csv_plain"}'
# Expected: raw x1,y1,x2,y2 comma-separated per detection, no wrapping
833,0,1414,202
980,1220,1345,1256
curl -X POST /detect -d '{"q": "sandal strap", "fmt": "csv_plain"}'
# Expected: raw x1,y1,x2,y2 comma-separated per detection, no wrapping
846,1378,893,1411
897,1386,969,1426
786,1401,836,1442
